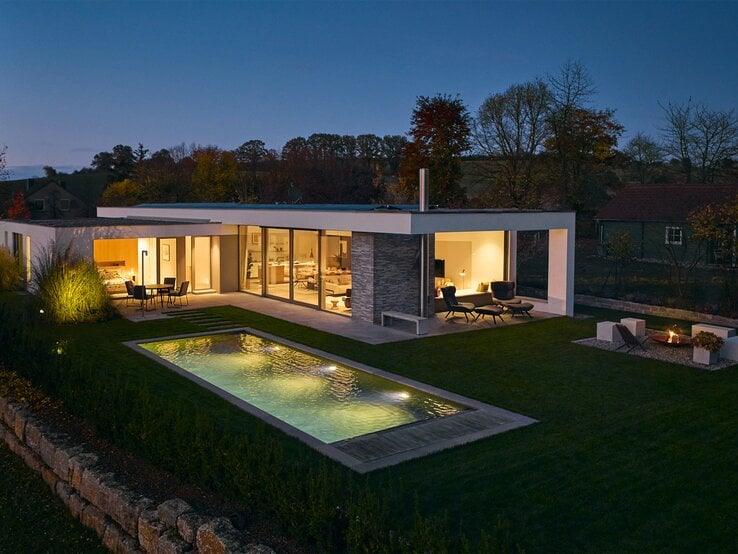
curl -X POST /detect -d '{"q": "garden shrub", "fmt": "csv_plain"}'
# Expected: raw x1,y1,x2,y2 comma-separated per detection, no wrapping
0,246,22,291
32,244,114,324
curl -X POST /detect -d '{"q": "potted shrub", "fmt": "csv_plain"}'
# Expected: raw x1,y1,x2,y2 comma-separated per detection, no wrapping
692,331,724,365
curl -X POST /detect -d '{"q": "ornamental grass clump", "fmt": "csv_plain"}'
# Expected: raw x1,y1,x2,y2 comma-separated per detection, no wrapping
32,244,114,324
0,246,23,291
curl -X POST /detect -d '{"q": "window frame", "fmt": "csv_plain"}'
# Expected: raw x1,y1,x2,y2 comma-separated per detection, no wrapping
665,226,683,245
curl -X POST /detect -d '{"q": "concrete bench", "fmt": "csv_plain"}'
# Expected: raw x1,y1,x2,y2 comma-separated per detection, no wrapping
381,311,428,335
596,321,620,342
719,336,738,362
691,323,736,339
620,317,646,338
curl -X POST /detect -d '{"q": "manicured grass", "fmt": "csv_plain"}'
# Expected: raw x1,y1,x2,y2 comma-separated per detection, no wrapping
212,305,738,551
3,295,738,551
0,443,105,552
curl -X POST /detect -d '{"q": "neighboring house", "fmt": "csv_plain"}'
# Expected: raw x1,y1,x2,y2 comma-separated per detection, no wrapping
25,181,88,219
1,172,112,219
0,202,575,325
595,183,738,264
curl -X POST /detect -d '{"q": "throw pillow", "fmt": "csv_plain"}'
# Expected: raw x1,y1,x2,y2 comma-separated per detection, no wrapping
477,282,489,292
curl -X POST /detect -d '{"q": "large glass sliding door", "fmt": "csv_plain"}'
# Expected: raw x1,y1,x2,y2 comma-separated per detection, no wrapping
293,230,319,307
238,226,351,315
321,231,352,315
239,225,262,294
266,228,290,299
193,236,212,291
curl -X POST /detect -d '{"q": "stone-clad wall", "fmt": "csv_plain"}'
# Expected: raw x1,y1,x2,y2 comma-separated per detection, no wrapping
0,395,273,554
350,232,375,323
351,232,435,324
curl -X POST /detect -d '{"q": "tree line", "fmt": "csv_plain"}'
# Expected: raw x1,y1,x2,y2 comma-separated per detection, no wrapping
15,60,737,215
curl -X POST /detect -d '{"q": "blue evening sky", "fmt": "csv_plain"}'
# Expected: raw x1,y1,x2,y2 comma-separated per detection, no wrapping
2,1,737,169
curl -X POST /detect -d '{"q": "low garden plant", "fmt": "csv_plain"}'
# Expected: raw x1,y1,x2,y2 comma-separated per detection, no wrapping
32,244,114,324
692,331,724,352
0,246,22,291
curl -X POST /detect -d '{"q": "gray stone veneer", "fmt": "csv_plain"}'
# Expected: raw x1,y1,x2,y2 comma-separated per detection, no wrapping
352,232,435,324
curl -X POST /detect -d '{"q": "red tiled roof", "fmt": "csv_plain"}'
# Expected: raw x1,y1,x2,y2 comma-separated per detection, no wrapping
596,183,738,222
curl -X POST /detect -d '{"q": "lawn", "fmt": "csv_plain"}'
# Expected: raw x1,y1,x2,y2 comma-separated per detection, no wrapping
2,295,737,552
0,442,105,552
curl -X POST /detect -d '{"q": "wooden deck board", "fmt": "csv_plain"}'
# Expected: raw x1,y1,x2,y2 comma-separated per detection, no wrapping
332,409,515,463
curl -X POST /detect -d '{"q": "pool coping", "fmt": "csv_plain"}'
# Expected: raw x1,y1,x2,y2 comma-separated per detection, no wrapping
125,328,537,473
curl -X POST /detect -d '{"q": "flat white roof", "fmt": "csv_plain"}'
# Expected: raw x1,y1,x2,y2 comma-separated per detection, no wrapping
97,204,576,233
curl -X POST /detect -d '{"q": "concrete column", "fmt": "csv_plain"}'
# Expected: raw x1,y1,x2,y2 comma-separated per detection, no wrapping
547,228,575,316
507,231,517,283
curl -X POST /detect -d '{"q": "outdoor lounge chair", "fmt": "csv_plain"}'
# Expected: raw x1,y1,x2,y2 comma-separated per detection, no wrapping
615,323,648,352
441,286,476,323
490,281,520,305
167,281,190,307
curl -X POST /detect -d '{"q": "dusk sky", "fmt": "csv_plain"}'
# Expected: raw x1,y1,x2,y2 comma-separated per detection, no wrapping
2,1,737,173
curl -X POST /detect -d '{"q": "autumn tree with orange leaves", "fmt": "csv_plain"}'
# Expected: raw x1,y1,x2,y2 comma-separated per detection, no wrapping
399,94,471,207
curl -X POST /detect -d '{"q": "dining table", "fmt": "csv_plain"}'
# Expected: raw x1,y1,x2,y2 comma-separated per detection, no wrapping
145,283,175,308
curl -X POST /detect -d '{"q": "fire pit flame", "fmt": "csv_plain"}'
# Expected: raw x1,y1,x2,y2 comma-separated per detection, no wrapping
668,330,677,343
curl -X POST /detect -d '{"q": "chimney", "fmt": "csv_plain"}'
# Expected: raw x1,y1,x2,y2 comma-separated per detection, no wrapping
419,168,429,212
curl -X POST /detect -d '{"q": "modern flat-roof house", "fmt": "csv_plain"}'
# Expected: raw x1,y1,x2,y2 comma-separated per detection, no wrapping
0,202,575,323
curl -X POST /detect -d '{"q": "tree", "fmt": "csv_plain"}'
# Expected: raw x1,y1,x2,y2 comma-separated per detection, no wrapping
100,179,147,206
660,100,738,183
473,79,551,207
43,165,58,178
235,140,267,202
133,143,149,164
91,144,136,179
546,60,596,205
401,94,471,206
0,145,8,181
191,146,238,201
623,133,663,183
544,107,624,211
7,192,31,219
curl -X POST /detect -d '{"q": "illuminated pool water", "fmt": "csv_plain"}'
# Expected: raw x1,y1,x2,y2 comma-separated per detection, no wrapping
140,331,468,443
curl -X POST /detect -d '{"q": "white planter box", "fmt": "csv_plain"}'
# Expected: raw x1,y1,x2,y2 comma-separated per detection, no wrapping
620,317,646,337
597,321,620,342
693,347,719,366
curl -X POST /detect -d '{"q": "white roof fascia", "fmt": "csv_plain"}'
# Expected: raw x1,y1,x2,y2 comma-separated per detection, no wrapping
98,206,574,234
98,206,414,234
409,211,576,233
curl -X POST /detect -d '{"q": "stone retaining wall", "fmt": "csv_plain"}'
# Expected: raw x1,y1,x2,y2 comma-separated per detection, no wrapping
574,294,738,328
0,395,274,554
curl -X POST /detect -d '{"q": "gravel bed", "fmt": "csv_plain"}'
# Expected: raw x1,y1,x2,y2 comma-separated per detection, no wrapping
573,330,737,370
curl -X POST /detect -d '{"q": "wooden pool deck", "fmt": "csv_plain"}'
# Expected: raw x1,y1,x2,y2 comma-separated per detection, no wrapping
333,405,536,473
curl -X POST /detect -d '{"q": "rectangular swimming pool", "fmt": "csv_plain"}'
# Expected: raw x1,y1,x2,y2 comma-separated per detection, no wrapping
139,330,468,444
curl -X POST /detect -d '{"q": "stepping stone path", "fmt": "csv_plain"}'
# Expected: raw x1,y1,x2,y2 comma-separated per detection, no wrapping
162,309,242,331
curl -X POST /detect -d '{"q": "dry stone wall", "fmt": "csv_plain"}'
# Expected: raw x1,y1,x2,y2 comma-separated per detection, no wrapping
0,395,274,554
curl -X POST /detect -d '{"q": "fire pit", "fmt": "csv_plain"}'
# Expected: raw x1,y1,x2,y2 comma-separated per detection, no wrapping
651,330,692,347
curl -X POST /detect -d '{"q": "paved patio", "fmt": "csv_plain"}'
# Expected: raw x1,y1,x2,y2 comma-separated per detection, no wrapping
115,291,557,344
